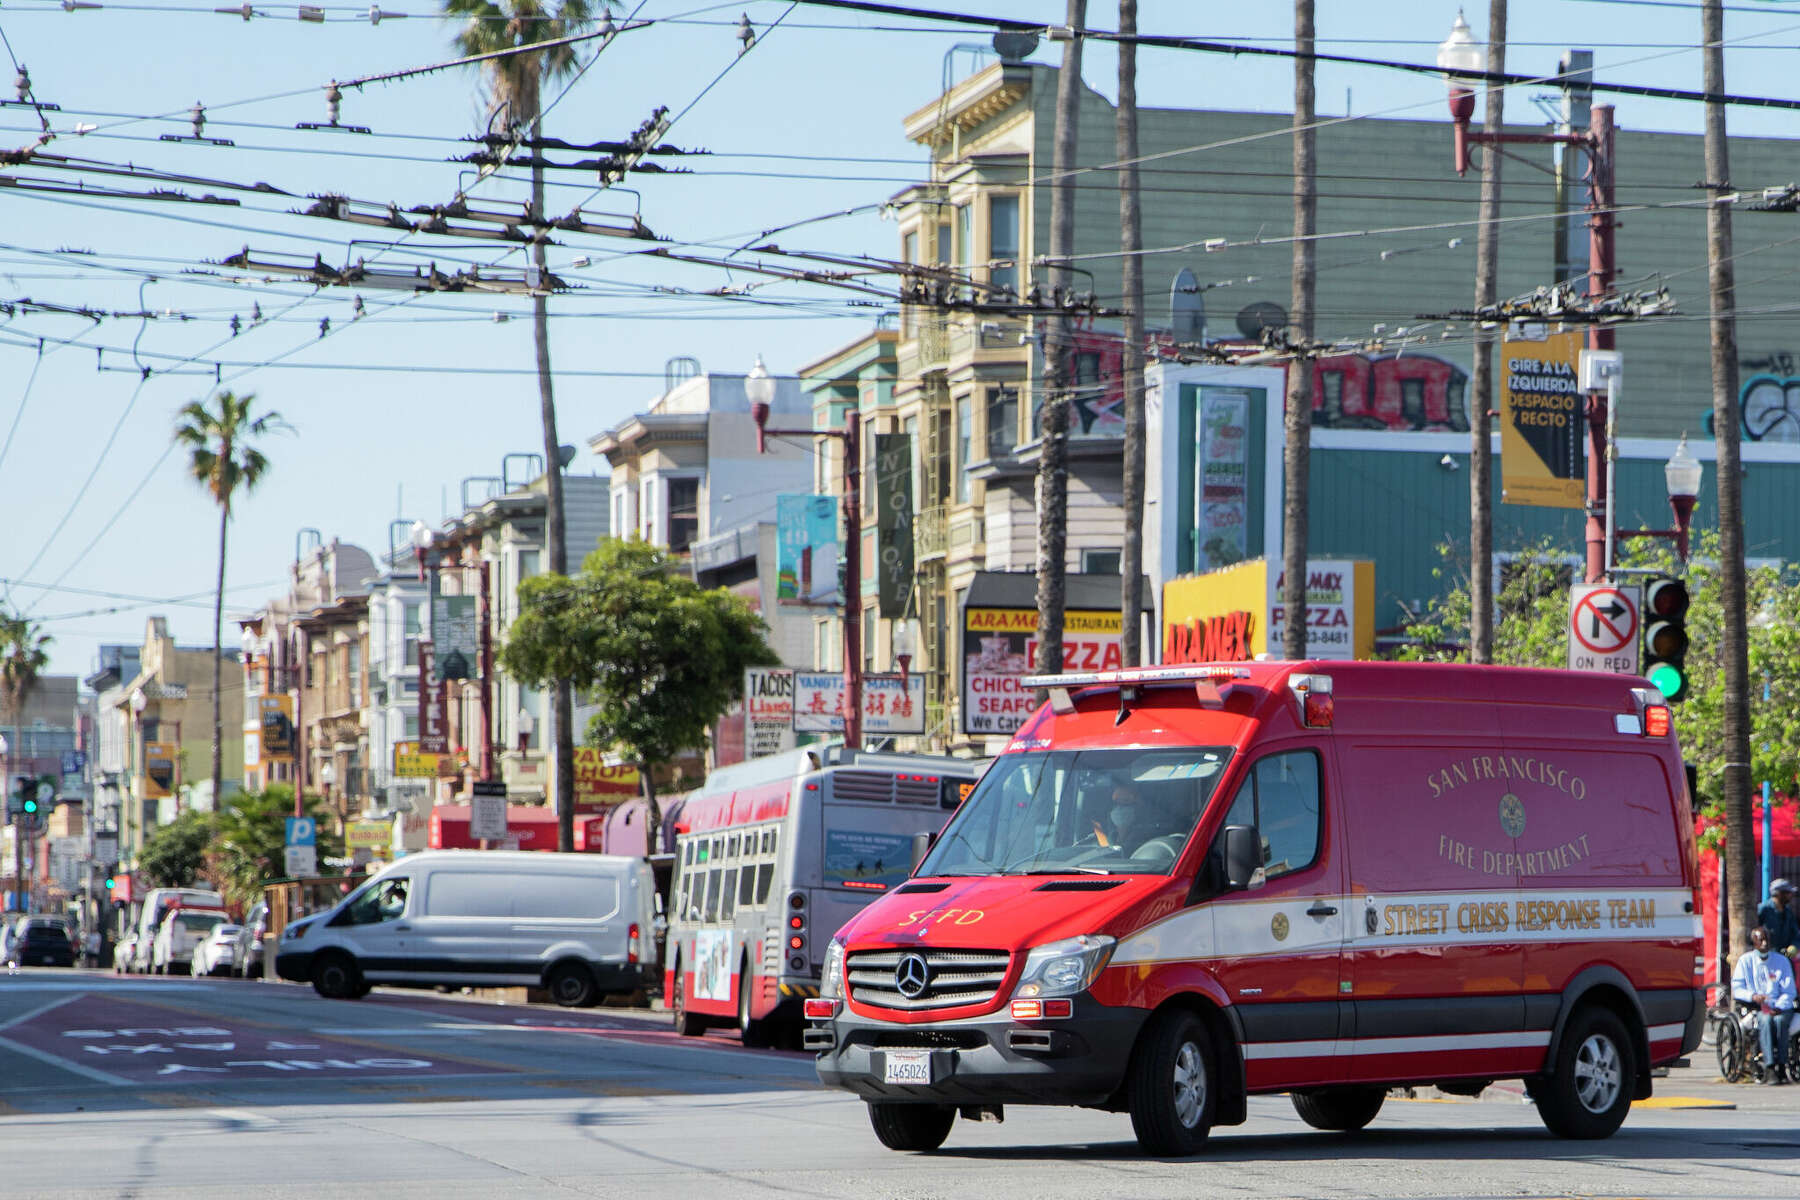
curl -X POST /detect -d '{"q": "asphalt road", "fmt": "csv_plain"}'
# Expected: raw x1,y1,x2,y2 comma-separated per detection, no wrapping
2,967,1798,1200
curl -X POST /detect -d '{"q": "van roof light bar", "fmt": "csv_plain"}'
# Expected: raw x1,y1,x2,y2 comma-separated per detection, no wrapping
1020,665,1253,690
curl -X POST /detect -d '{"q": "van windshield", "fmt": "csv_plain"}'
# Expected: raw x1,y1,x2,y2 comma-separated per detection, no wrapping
918,747,1232,877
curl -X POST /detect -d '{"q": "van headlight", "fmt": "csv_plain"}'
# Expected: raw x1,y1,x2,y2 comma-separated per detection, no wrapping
1014,935,1115,999
820,938,846,1000
283,922,307,942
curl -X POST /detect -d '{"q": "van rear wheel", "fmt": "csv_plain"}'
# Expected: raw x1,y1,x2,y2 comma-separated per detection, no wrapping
1534,1006,1635,1139
311,951,361,1000
546,962,598,1008
1291,1085,1386,1131
867,1102,954,1152
1127,1010,1217,1156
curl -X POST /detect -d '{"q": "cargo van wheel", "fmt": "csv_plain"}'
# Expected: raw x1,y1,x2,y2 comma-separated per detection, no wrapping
1128,1010,1217,1156
867,1102,954,1152
1291,1085,1386,1132
311,952,361,1000
1533,1007,1634,1139
546,961,598,1008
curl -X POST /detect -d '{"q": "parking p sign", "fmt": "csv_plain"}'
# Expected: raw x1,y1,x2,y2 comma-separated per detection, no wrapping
284,815,318,878
1568,583,1641,675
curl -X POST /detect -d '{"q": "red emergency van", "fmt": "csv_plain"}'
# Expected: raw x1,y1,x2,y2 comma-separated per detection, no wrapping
805,662,1704,1155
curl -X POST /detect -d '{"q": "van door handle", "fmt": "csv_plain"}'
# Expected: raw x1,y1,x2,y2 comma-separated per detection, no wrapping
394,923,411,931
1305,903,1338,918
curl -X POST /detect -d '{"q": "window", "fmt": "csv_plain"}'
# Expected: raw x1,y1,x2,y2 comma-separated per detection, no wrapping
988,195,1020,295
348,644,362,701
1082,549,1122,575
668,477,700,553
986,387,1017,459
936,221,952,266
1222,751,1322,881
955,395,974,501
403,603,422,667
901,230,918,265
703,869,721,922
738,864,756,906
720,868,738,922
755,862,775,904
403,711,419,739
639,479,656,541
337,877,410,926
957,205,972,268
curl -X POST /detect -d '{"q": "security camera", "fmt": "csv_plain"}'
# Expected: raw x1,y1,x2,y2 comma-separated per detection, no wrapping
1439,454,1460,471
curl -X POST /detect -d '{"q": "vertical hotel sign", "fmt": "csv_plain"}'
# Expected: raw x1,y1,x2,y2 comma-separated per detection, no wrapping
873,434,915,618
1500,329,1585,508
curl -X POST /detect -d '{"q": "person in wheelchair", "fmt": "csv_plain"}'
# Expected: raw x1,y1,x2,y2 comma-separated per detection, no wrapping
1731,926,1797,1084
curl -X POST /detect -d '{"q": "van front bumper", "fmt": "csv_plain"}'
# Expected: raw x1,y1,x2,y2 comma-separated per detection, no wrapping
273,949,313,983
809,998,1147,1108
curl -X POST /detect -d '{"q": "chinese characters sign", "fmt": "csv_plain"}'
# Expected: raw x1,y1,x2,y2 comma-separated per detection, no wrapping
793,672,925,735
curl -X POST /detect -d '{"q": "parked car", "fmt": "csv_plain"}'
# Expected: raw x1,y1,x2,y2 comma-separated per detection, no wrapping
231,902,268,979
151,908,228,975
113,931,138,973
190,925,241,977
11,921,75,967
277,850,660,1005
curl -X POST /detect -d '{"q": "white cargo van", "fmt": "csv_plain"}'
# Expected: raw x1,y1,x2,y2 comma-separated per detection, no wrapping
130,887,224,973
275,851,659,1006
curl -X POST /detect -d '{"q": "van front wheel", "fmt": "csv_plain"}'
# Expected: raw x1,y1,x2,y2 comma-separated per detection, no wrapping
311,952,361,1000
546,962,598,1008
1291,1085,1386,1131
1534,1006,1635,1139
1127,1010,1217,1156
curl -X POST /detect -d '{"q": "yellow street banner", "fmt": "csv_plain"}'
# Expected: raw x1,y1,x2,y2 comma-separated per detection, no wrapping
573,749,639,802
1500,329,1585,509
393,741,442,779
346,820,389,850
144,742,176,799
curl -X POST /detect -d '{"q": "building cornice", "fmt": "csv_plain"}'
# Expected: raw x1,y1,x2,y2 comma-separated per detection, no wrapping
903,62,1032,148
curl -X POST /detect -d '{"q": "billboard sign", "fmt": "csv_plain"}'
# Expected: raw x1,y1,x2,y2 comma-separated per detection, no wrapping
961,608,1123,737
792,673,926,736
430,594,479,683
775,494,841,606
572,749,640,803
1500,328,1585,509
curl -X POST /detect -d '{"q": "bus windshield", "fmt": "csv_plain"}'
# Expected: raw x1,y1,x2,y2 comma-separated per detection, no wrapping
918,747,1232,877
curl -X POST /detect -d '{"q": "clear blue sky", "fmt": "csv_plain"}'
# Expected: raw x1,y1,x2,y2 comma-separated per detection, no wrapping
2,0,1795,680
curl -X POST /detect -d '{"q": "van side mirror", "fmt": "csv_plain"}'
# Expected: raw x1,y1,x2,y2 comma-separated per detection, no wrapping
1223,824,1263,891
911,830,938,874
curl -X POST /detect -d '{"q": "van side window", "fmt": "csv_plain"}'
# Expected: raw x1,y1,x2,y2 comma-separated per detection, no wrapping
1223,752,1322,881
342,877,409,925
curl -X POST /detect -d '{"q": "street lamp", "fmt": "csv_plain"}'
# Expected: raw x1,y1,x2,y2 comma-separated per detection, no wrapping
1436,11,1485,176
516,706,535,755
892,618,917,687
409,519,437,580
747,355,865,750
319,761,336,815
1665,434,1703,562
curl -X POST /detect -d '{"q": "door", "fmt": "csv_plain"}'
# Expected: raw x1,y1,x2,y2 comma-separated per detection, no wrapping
1208,747,1347,1089
332,875,413,978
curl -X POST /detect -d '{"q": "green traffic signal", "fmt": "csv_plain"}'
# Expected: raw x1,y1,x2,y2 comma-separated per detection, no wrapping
20,796,37,815
103,876,116,891
1642,577,1691,703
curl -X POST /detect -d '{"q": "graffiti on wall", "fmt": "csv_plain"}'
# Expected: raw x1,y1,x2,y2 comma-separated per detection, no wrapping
1735,354,1800,443
1308,352,1470,432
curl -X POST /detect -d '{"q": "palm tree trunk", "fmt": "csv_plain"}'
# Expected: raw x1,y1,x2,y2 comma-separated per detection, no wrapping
1468,1,1506,664
641,763,660,857
1117,0,1146,666
211,501,227,812
1035,0,1085,681
1282,0,1316,660
1702,0,1753,954
527,117,575,854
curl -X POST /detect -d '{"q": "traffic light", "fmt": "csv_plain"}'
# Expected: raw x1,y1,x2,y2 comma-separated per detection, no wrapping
103,874,116,893
20,791,38,816
1643,576,1691,703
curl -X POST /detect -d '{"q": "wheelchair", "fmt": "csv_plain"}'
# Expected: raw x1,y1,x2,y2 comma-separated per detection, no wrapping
1712,999,1800,1083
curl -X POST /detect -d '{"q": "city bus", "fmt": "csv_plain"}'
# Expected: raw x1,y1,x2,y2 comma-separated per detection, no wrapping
665,745,983,1048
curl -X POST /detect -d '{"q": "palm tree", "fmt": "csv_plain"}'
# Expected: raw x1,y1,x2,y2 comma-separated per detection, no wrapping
174,390,284,813
1,608,51,908
443,0,607,853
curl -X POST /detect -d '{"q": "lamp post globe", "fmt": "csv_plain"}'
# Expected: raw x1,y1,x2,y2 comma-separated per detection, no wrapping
745,356,776,452
130,688,147,716
1437,12,1485,174
1664,434,1703,562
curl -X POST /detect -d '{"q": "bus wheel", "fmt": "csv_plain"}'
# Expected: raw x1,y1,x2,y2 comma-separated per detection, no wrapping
1128,1009,1217,1156
672,958,705,1037
867,1102,954,1152
1534,1006,1634,1140
1291,1085,1386,1131
737,962,769,1048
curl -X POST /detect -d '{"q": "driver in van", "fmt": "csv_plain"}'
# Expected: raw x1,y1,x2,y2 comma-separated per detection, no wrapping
1097,785,1176,855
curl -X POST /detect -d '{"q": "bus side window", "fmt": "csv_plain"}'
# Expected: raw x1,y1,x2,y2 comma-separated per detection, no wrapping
738,861,756,907
756,862,775,905
720,867,738,921
703,869,721,922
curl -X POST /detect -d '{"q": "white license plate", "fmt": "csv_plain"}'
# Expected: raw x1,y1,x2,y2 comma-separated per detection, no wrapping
883,1050,932,1085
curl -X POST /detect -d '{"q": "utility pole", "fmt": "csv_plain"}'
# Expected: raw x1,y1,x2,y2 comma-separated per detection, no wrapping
1117,0,1147,667
1468,1,1507,664
1282,0,1316,661
1035,0,1085,683
1701,0,1754,956
1580,104,1617,586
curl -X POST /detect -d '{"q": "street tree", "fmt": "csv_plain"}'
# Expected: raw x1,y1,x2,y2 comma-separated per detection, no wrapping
173,390,285,812
444,0,613,852
209,785,340,909
137,809,217,890
0,608,52,730
1395,535,1800,850
499,539,778,845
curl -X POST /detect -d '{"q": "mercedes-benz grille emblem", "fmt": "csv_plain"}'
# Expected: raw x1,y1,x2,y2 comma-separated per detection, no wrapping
894,953,932,999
